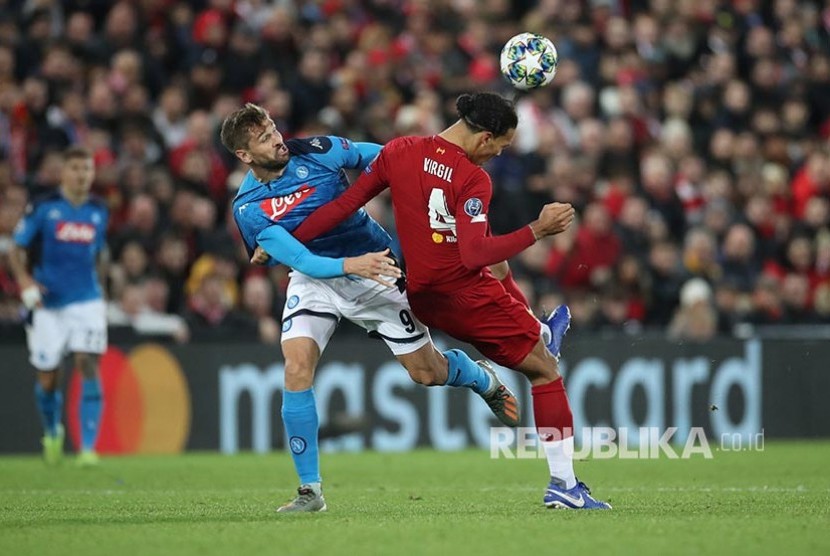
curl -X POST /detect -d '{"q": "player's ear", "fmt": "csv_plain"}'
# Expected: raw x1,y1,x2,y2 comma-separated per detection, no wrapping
235,149,252,164
478,131,493,148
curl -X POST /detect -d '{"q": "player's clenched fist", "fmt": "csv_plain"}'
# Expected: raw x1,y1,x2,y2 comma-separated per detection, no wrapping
18,276,44,309
343,248,402,286
250,245,269,265
531,202,575,238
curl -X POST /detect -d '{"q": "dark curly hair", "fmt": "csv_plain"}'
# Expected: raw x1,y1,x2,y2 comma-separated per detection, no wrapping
456,93,518,137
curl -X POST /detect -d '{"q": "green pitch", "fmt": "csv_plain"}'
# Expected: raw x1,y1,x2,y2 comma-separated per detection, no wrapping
1,442,829,556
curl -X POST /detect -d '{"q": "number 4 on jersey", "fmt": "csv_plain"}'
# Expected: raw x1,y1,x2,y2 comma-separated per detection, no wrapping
428,188,456,235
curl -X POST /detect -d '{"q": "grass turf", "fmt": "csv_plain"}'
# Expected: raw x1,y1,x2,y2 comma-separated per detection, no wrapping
1,442,829,556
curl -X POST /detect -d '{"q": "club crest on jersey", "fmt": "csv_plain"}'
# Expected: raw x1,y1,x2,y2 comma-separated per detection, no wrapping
56,221,95,243
259,186,316,222
287,295,300,309
296,166,309,179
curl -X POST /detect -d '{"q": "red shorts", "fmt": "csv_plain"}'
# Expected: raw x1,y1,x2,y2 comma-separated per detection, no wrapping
407,275,540,369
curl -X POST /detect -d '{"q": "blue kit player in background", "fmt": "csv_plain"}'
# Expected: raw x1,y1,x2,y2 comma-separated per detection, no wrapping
9,146,109,466
221,103,521,512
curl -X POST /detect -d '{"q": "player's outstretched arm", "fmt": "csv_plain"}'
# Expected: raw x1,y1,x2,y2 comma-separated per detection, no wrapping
256,225,400,286
293,154,389,243
456,190,575,270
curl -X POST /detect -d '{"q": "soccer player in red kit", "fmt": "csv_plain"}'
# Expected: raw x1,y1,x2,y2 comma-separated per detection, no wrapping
291,93,611,510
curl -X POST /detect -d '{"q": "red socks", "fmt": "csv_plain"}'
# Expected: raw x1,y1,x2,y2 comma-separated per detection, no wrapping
531,377,574,441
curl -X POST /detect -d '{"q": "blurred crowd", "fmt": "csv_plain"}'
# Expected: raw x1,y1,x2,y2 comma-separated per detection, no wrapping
1,0,830,344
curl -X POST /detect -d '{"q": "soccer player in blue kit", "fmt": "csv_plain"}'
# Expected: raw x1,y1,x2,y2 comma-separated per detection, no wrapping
10,146,109,466
221,104,520,512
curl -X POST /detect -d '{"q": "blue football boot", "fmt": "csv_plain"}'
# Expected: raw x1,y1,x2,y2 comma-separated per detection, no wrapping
544,478,612,510
543,304,571,359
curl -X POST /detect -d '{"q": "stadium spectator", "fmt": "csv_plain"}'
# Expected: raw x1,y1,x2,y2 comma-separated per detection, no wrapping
720,223,761,293
669,278,718,342
545,202,621,289
107,278,189,341
110,193,160,256
154,233,190,314
239,274,279,345
1,0,829,343
182,272,257,342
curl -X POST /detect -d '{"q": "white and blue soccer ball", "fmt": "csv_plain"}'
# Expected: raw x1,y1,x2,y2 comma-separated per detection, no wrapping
499,32,559,90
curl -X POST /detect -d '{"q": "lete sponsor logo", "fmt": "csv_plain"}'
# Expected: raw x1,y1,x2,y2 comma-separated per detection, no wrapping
56,221,95,243
259,187,316,222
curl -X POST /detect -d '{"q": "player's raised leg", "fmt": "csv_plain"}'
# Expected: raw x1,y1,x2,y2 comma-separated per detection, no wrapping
396,344,520,427
353,284,521,427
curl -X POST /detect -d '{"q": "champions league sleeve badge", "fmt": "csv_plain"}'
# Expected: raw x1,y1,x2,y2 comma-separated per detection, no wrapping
464,198,486,223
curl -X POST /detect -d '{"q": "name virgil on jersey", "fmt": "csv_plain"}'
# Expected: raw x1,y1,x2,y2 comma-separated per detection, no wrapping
423,157,453,183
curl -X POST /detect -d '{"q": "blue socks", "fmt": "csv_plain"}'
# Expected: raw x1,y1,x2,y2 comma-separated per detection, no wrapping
34,378,102,449
80,377,103,451
282,388,320,485
443,349,491,395
34,383,63,437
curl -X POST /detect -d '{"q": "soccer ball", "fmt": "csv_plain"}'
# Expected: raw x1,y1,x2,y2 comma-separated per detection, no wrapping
499,33,559,90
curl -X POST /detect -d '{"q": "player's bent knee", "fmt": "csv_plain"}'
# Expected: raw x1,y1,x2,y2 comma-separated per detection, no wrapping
517,344,561,383
284,360,316,390
406,368,444,387
74,353,99,378
36,371,59,391
396,344,448,387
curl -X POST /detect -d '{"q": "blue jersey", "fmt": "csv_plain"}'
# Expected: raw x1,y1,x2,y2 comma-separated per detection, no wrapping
233,136,391,261
13,192,108,308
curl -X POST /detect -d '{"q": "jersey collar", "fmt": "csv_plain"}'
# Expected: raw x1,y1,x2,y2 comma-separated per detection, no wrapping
433,135,466,156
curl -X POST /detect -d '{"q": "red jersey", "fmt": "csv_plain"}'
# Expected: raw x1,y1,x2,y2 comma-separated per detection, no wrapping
293,135,536,294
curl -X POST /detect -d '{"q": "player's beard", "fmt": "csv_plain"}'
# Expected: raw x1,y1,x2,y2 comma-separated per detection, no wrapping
256,154,289,172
